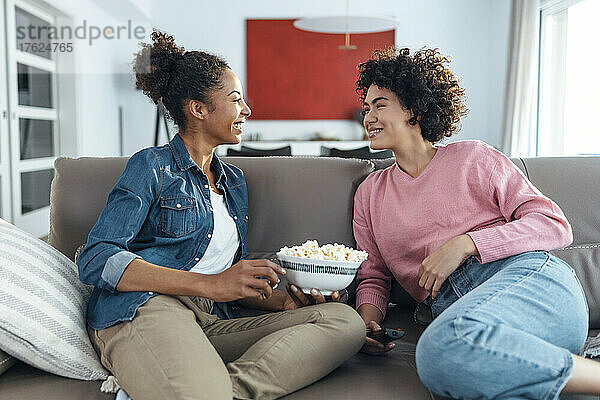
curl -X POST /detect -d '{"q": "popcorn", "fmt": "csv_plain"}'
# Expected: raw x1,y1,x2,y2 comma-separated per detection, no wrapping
279,240,368,262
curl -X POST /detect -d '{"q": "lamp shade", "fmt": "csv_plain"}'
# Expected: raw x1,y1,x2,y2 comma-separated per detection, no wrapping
293,16,397,34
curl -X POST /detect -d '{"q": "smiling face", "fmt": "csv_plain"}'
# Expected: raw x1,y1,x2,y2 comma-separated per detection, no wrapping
202,68,251,146
362,85,421,150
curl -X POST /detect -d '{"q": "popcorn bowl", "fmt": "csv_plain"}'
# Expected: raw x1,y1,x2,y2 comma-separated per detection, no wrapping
276,252,363,296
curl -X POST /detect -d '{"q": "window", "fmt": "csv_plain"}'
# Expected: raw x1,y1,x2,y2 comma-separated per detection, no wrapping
537,0,600,156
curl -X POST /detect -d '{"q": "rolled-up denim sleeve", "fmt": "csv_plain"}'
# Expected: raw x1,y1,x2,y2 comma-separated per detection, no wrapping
77,149,161,292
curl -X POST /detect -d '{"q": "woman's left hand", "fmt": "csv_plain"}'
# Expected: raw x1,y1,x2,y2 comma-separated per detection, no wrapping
418,235,478,299
282,283,340,310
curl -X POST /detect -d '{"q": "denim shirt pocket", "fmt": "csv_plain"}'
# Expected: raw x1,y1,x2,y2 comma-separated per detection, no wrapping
160,196,198,238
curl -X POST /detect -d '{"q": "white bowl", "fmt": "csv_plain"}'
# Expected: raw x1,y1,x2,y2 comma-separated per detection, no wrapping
276,252,363,295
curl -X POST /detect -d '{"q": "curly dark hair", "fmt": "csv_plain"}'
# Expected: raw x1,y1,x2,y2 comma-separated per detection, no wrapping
133,29,229,130
356,47,468,143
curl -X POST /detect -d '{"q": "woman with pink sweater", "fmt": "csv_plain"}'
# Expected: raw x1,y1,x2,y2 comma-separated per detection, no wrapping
353,47,599,399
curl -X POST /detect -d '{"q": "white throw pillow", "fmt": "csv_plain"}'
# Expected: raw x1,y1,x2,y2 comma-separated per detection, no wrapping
0,218,108,380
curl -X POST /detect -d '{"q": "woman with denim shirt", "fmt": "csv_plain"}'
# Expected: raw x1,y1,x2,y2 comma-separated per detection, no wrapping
353,47,600,398
77,30,365,400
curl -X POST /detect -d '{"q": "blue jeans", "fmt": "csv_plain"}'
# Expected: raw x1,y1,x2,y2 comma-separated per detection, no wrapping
415,251,589,400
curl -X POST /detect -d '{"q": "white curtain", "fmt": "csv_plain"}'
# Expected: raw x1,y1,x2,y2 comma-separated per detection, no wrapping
501,0,541,157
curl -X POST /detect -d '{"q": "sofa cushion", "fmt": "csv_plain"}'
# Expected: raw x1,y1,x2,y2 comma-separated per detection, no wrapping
522,157,600,247
0,218,108,380
0,307,435,400
282,307,433,399
0,350,15,376
222,157,374,256
0,361,112,400
49,157,129,261
551,245,600,328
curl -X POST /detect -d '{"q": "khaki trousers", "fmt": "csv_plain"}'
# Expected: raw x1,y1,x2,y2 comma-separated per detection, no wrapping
88,295,365,400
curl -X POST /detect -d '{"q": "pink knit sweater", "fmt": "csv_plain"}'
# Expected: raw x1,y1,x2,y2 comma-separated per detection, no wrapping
353,140,573,318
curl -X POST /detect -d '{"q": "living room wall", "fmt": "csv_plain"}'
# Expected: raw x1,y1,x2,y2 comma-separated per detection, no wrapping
61,0,511,157
120,0,511,153
26,0,152,157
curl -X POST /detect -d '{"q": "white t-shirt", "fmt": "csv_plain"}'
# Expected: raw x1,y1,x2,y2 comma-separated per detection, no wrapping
189,190,240,275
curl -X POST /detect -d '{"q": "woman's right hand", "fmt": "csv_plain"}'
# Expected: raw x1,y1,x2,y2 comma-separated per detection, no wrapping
357,303,393,355
206,259,285,302
361,320,396,355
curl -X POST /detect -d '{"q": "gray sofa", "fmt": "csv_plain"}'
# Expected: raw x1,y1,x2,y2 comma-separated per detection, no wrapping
0,155,598,400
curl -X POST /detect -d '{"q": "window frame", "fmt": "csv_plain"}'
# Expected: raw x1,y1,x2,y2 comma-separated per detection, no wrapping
536,0,598,156
5,0,60,236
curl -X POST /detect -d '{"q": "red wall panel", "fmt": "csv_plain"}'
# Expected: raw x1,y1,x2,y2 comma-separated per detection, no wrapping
246,19,395,120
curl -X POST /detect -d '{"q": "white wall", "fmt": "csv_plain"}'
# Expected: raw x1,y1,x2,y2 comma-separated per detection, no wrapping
138,0,512,151
49,0,511,156
42,0,153,157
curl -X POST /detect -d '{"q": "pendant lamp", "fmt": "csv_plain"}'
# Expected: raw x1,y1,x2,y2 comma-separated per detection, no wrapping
293,0,397,50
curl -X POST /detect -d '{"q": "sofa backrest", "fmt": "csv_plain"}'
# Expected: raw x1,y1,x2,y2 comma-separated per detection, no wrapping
49,157,129,263
49,156,374,262
49,154,599,328
221,157,373,258
519,157,600,328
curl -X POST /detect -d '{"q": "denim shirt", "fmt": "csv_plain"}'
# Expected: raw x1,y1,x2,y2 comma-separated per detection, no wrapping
78,134,249,330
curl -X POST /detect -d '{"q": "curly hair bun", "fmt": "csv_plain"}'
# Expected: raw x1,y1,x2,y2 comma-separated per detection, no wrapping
133,29,185,104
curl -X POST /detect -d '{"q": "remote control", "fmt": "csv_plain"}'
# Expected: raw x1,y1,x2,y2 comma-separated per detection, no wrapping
367,327,406,344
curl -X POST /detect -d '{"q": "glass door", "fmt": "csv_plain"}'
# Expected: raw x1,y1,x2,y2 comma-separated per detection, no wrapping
5,0,59,236
0,2,11,222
